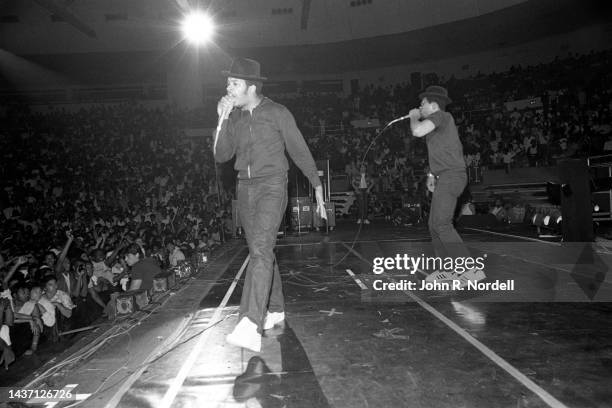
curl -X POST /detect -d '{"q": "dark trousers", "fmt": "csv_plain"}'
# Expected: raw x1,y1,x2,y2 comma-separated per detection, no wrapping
357,188,368,220
428,171,470,260
237,174,288,332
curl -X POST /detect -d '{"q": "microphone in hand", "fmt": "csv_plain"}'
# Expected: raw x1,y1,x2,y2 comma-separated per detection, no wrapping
217,95,235,120
387,108,421,127
408,108,421,120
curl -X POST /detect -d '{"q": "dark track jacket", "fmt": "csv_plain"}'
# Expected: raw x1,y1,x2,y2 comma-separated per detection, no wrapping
214,97,321,188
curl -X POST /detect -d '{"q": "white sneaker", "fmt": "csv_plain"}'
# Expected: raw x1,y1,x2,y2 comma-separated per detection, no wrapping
263,311,285,330
364,219,370,224
455,269,486,289
226,317,261,352
357,219,362,224
424,270,455,282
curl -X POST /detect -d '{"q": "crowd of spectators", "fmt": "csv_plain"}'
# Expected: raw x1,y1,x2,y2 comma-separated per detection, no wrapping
0,103,233,369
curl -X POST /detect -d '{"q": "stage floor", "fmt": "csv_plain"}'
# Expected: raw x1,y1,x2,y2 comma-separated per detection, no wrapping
9,221,612,408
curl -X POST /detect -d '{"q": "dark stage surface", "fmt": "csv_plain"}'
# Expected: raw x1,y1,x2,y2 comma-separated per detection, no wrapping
7,221,612,408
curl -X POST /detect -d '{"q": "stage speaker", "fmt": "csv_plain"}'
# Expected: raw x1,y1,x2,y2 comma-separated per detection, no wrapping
116,290,150,315
558,158,593,241
593,190,612,219
456,214,499,228
289,197,312,230
116,294,134,315
153,272,175,293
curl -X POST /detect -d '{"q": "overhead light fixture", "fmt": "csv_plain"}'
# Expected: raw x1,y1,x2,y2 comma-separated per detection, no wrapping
182,11,215,45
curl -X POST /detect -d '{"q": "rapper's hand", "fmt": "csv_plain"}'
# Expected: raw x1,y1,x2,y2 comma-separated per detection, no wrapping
217,96,235,120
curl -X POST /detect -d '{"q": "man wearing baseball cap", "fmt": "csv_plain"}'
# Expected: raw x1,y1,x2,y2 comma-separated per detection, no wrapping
214,57,326,352
407,86,485,286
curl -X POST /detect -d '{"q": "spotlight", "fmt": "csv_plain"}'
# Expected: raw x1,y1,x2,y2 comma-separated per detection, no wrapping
543,215,550,226
549,209,563,227
594,204,600,212
531,213,544,227
182,11,215,45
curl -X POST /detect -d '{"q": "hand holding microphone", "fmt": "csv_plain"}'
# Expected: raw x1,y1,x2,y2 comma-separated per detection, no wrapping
386,108,421,127
217,95,235,121
214,95,235,154
408,108,421,120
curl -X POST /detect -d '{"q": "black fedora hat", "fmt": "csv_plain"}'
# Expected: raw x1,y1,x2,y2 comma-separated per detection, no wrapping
222,57,267,81
419,85,452,105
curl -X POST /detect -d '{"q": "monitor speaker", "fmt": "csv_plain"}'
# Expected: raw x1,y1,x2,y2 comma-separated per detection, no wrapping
558,159,593,241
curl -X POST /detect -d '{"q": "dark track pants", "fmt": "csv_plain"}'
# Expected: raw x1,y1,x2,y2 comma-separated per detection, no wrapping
237,174,287,333
428,170,471,259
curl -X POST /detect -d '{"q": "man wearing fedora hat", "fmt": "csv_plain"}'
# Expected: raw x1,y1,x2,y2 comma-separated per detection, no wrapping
407,85,485,286
214,57,326,352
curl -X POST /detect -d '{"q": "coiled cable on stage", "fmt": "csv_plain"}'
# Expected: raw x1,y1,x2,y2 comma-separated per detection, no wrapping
330,114,409,268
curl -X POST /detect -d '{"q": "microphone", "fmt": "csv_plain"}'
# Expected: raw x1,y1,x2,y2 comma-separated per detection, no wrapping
386,110,421,127
214,96,235,155
387,113,411,126
218,98,235,121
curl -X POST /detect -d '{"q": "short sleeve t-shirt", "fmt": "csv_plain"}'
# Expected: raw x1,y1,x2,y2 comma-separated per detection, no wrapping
48,290,75,310
130,258,163,291
90,261,115,288
20,298,55,327
424,111,466,176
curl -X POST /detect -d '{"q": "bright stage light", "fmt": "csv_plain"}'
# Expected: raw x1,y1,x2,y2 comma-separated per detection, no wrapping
182,11,215,45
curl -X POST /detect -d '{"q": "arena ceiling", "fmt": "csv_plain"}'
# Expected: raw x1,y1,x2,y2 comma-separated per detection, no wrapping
0,0,531,53
0,0,609,83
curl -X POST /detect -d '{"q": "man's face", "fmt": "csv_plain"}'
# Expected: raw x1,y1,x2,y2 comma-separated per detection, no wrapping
125,253,139,266
419,98,436,118
45,254,56,267
16,287,29,303
92,250,105,262
226,77,251,108
30,287,42,302
45,279,58,296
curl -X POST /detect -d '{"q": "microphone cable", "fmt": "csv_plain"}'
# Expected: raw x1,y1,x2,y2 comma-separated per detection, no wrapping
330,113,412,268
